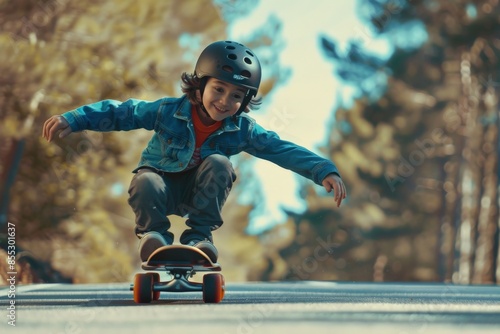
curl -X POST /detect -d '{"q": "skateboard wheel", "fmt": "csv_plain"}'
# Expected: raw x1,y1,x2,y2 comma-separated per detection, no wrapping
152,273,161,301
134,273,154,303
203,273,225,303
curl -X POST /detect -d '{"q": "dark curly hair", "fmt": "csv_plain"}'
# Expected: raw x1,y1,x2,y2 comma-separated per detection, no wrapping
180,72,261,113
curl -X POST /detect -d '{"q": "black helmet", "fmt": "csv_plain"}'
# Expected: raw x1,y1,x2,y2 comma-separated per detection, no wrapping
195,41,261,114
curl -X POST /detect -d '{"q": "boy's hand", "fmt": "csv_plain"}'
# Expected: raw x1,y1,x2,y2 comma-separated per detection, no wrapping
42,115,72,142
321,173,347,207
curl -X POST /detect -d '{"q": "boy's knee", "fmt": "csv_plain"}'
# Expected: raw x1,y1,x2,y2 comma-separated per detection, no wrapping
129,170,165,194
204,154,233,172
204,155,236,183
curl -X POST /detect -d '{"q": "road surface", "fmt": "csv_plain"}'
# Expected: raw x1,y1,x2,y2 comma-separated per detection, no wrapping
1,281,500,333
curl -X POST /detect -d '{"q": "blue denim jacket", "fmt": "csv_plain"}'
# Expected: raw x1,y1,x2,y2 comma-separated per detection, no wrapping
62,95,340,185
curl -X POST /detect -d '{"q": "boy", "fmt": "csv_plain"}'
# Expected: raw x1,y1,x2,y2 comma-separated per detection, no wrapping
42,40,346,263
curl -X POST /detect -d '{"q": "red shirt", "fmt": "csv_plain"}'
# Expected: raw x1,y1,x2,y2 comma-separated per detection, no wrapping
187,105,221,168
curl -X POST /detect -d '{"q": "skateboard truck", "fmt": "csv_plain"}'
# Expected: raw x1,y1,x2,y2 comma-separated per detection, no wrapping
155,268,200,292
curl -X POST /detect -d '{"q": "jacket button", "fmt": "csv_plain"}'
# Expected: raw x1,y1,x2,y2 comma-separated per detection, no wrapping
167,139,172,144
179,162,183,167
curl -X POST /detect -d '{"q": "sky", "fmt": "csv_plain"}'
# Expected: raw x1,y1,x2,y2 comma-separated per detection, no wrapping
228,1,391,234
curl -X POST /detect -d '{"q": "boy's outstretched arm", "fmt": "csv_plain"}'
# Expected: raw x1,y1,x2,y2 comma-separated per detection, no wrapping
42,115,72,142
321,173,347,207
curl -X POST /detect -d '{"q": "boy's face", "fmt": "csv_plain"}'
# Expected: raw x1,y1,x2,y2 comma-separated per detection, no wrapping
201,77,247,122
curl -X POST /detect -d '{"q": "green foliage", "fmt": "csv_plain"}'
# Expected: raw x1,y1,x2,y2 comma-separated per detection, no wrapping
1,0,229,283
274,0,500,283
0,0,290,283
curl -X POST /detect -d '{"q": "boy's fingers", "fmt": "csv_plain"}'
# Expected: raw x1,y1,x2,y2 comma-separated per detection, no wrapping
42,118,52,140
43,116,70,142
47,118,58,142
321,176,347,207
43,118,52,141
45,117,58,141
335,181,346,207
335,183,342,206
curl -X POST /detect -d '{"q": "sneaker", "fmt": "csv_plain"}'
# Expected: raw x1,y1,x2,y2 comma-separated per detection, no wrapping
138,232,170,262
187,239,218,263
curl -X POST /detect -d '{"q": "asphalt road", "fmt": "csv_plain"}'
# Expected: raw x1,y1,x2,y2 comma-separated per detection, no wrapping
1,280,500,333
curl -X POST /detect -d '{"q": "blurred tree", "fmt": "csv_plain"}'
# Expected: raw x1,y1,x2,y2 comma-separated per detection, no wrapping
0,0,287,283
274,0,500,283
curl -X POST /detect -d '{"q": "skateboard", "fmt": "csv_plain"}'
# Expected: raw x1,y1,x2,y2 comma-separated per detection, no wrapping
129,244,225,304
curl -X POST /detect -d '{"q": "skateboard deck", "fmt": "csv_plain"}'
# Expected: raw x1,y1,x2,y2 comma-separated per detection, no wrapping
130,245,224,304
142,244,221,271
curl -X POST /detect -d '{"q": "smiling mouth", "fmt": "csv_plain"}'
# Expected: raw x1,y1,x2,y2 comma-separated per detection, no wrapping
213,104,227,113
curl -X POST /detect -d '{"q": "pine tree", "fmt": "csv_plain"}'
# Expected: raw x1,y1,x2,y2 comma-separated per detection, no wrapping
278,0,500,283
0,0,287,283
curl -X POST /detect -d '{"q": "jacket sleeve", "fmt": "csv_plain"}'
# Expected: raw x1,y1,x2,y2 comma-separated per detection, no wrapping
61,98,164,132
243,122,341,186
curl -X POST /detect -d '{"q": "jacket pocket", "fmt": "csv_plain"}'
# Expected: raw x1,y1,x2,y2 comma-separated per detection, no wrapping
158,127,188,161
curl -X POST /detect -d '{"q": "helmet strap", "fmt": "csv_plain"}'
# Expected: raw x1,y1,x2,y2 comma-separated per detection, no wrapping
236,91,253,116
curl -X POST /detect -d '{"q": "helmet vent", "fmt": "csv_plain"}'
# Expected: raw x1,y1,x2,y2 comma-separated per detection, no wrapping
227,53,237,60
226,45,236,50
222,65,233,73
244,57,252,65
241,70,251,78
246,50,254,57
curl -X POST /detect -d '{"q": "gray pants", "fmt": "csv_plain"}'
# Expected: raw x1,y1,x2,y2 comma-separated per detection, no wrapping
127,154,236,244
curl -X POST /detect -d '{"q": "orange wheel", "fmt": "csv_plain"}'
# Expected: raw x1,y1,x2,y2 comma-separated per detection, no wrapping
221,274,225,299
133,273,153,303
203,273,225,303
152,273,161,301
221,274,226,299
